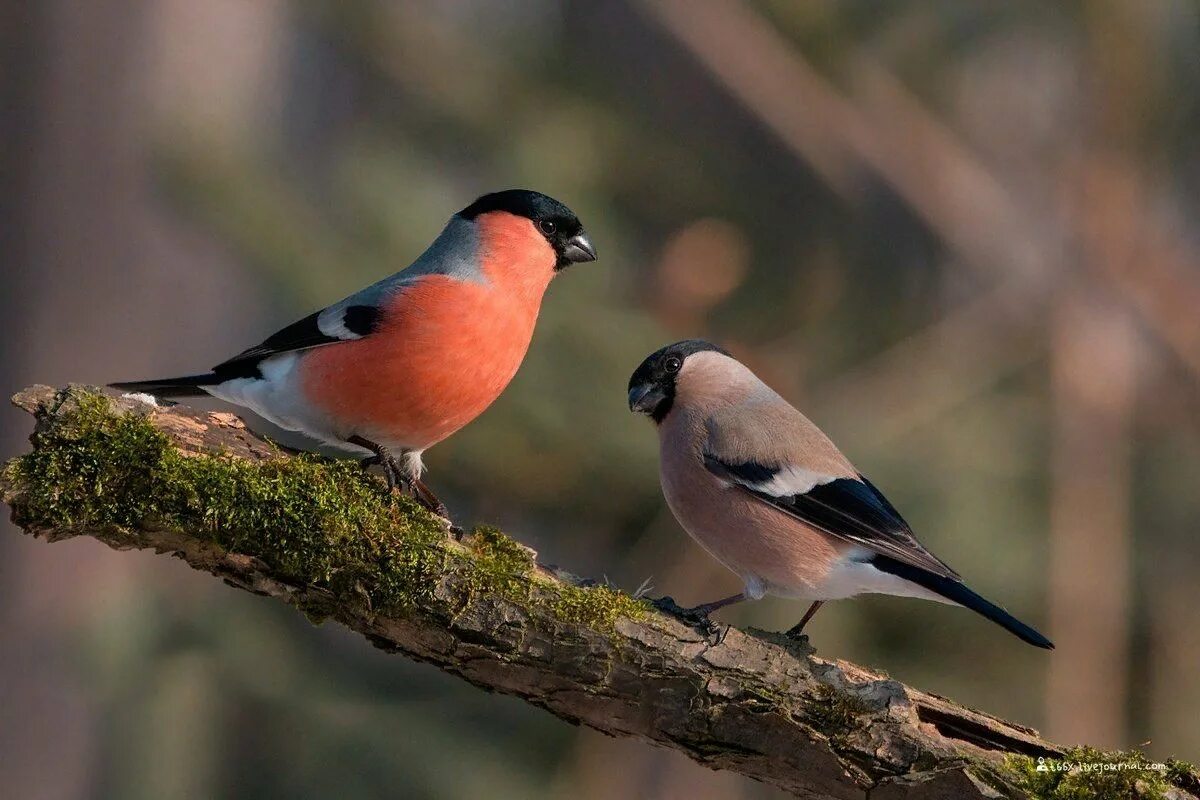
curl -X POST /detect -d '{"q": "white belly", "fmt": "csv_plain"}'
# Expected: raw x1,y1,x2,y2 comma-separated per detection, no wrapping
204,353,355,451
809,552,955,604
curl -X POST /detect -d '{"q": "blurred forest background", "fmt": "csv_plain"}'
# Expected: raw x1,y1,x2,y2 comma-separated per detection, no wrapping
3,1,1200,798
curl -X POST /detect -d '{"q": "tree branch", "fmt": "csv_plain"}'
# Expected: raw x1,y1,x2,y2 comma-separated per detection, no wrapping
2,386,1195,800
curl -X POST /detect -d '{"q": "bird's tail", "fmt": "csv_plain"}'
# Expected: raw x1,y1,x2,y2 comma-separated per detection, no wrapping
109,374,220,398
872,555,1054,649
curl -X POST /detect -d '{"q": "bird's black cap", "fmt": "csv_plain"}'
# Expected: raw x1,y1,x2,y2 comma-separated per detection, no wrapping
458,189,595,269
628,339,730,423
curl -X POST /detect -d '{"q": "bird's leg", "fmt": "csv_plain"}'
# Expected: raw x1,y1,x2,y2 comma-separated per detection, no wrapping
349,436,458,532
409,476,447,517
683,592,747,618
348,435,405,493
411,476,461,538
653,593,745,644
785,601,825,640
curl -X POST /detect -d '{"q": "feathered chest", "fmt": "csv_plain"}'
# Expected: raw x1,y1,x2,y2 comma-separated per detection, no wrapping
299,275,543,447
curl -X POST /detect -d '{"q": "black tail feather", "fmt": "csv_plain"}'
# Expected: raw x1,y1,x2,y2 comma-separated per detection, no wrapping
109,374,219,398
872,555,1054,649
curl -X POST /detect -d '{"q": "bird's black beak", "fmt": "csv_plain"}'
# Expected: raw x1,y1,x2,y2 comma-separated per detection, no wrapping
561,232,597,264
628,383,666,415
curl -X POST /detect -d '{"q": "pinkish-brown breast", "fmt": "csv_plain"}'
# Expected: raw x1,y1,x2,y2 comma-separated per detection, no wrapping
657,408,849,599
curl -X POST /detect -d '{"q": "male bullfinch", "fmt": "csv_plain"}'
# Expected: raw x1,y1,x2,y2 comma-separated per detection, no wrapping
628,340,1053,649
114,189,596,517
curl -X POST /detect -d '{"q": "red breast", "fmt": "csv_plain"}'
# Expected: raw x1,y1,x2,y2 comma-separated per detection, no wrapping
298,212,556,449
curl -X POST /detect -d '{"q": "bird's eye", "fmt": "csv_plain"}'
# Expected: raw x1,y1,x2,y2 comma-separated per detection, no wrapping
663,355,683,373
539,219,557,235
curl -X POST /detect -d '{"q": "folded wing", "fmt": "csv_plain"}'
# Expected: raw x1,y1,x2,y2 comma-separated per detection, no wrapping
701,403,959,580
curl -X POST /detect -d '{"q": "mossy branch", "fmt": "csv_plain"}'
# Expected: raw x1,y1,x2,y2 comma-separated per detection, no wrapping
2,386,1196,800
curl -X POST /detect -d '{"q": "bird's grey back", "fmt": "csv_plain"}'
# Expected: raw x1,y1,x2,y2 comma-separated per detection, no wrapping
703,397,855,478
673,352,856,477
319,215,485,323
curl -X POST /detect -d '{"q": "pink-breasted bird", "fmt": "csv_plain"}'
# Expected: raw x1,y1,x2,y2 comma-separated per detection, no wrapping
628,340,1053,649
113,189,596,516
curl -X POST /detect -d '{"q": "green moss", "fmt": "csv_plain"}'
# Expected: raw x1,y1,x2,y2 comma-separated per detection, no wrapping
1166,759,1200,793
1006,746,1196,800
463,524,649,629
466,524,537,598
3,389,646,632
550,582,649,630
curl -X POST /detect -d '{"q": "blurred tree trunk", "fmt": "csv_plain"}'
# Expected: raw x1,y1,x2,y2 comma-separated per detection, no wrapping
1046,293,1136,747
0,1,276,798
0,3,155,797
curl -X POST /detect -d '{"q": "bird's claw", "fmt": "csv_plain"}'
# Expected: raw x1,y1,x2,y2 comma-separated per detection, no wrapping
360,454,457,535
696,617,730,646
651,596,729,645
407,484,456,532
650,595,688,617
408,478,458,536
359,454,401,493
421,499,461,539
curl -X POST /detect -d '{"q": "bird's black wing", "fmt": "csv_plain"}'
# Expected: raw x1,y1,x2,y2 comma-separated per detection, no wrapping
703,455,960,580
212,305,381,379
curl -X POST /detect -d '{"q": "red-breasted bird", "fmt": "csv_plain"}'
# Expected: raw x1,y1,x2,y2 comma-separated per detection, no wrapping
113,190,596,516
627,340,1053,649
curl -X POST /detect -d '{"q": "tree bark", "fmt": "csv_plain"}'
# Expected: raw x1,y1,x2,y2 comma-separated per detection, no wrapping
2,385,1195,800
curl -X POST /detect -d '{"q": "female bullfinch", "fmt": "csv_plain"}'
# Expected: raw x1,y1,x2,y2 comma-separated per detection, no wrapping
628,340,1053,649
114,189,596,517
